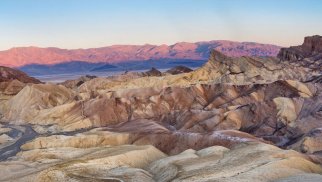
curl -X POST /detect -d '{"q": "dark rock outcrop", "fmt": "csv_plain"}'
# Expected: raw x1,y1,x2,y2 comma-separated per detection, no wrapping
143,67,162,76
0,66,41,83
278,35,322,71
61,75,97,89
0,66,41,99
165,66,193,75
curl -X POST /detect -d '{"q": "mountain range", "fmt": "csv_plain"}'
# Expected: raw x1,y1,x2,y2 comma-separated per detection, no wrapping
0,40,281,68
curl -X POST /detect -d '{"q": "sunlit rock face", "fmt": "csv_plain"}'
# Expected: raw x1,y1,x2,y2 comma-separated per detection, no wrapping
0,36,322,181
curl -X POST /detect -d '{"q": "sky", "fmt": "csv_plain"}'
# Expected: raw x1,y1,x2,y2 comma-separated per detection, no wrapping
0,0,321,50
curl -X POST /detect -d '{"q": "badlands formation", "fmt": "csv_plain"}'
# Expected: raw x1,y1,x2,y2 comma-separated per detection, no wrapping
0,36,322,181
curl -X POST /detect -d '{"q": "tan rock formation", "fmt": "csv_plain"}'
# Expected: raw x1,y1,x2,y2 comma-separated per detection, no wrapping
1,84,75,124
0,145,166,181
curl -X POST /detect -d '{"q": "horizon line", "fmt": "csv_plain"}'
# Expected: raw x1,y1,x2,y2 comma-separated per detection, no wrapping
0,38,285,51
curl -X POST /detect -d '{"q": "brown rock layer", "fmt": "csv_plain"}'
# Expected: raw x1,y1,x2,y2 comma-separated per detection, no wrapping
0,66,41,83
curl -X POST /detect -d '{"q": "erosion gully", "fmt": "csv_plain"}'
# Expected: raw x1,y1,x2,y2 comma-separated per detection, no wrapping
0,122,94,161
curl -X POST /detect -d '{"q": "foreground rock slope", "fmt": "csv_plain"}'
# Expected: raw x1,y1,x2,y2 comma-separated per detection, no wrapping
1,143,322,182
0,36,321,181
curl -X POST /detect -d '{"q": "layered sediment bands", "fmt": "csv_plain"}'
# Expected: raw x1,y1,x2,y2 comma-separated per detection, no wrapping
1,78,320,150
20,121,265,155
20,130,131,150
1,143,321,182
0,80,26,101
0,145,167,181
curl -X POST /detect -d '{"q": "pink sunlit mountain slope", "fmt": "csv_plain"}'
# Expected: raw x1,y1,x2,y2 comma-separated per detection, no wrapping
0,40,281,67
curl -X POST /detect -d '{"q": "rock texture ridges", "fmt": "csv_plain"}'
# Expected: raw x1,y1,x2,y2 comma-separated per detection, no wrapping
0,36,322,181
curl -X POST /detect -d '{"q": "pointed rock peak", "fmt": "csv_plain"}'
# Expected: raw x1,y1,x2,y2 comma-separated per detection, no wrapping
196,50,232,71
150,67,159,71
144,67,162,76
209,50,230,63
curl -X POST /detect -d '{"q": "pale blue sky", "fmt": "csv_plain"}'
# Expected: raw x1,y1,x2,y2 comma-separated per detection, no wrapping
0,0,321,50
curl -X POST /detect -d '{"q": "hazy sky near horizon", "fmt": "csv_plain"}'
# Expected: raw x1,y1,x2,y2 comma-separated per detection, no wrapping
0,0,321,50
